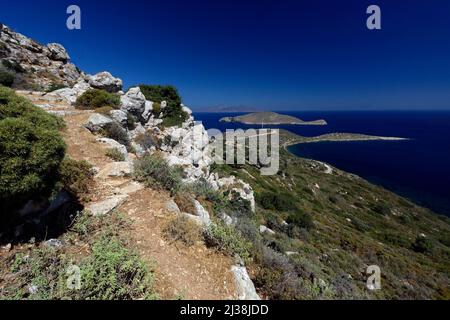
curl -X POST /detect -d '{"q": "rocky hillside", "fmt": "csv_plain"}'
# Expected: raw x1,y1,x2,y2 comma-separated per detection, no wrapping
0,23,449,300
0,24,259,300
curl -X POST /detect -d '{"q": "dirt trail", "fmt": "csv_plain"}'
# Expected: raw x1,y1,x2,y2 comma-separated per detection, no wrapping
16,91,237,300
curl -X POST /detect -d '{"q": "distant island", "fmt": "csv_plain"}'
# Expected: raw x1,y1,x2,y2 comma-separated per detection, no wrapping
220,112,327,126
278,130,408,148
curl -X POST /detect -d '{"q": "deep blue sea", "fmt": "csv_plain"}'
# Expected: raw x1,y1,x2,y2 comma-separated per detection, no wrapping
194,111,450,217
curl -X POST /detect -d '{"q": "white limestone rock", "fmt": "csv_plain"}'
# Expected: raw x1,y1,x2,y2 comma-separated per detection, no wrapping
259,225,276,235
46,43,70,62
88,71,123,93
96,162,133,179
86,195,128,216
120,87,146,116
84,113,113,132
231,266,260,300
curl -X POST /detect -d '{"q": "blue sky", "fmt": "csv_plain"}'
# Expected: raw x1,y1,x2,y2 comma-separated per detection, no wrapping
2,0,450,110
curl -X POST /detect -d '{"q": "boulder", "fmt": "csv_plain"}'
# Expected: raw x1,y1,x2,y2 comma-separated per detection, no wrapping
231,266,260,300
193,200,211,226
259,225,276,235
96,162,133,179
86,195,128,216
84,113,114,132
46,43,70,62
88,71,123,92
120,87,146,116
166,200,181,214
109,110,128,126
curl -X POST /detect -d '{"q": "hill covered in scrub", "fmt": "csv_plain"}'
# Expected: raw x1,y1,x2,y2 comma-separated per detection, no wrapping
0,23,449,300
220,112,327,126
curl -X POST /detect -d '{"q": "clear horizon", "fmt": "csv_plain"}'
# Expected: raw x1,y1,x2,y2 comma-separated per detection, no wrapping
2,0,450,111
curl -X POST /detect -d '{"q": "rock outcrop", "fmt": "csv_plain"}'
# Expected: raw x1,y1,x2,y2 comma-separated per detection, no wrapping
0,23,82,90
88,71,122,93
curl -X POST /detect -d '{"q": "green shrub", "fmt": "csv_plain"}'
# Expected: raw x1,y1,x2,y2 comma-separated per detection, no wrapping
0,86,66,212
133,153,183,194
256,191,297,211
412,236,434,254
139,85,188,127
106,148,125,162
164,215,202,246
58,158,93,198
45,83,67,93
74,89,120,110
204,222,252,262
77,234,155,300
5,233,156,300
0,71,14,87
286,211,314,230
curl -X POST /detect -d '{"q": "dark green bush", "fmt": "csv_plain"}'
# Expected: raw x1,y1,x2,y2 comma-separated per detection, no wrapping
256,191,297,211
0,86,66,212
287,211,314,230
412,236,434,254
139,85,188,127
133,153,183,194
0,71,14,87
75,89,120,110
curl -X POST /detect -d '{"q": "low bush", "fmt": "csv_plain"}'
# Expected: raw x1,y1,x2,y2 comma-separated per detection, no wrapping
102,122,131,149
204,222,252,262
164,215,202,246
105,148,125,162
256,191,297,211
74,89,120,110
0,70,14,87
253,247,306,300
133,153,183,194
286,211,314,230
77,234,155,300
58,158,93,198
412,236,434,254
45,83,67,93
